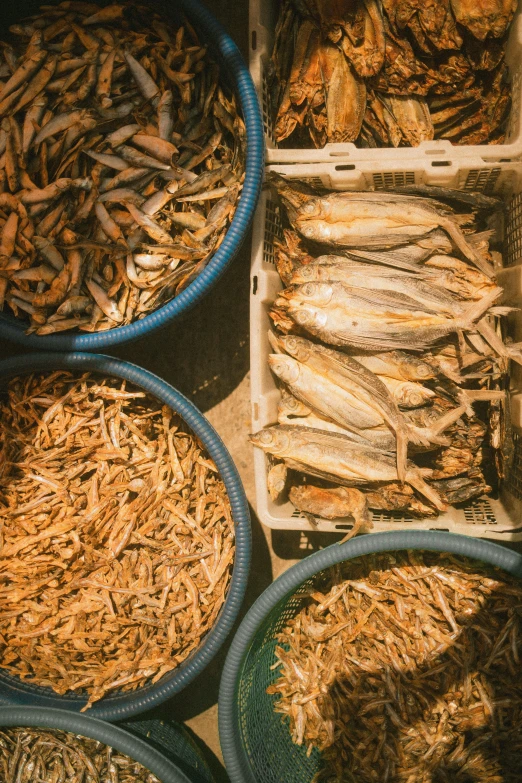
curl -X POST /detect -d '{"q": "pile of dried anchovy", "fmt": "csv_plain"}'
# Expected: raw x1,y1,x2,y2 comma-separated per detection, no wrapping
0,1,244,334
0,727,161,782
251,176,514,533
270,0,514,147
268,551,522,782
0,371,235,709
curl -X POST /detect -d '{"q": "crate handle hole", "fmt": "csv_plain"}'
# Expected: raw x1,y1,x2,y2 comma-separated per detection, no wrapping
335,164,356,171
252,275,258,295
431,161,451,167
425,149,445,155
334,523,354,530
251,30,257,50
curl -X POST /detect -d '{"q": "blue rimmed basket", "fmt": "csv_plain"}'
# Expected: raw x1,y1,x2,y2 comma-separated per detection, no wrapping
218,530,522,783
0,352,251,720
0,0,264,351
0,707,213,783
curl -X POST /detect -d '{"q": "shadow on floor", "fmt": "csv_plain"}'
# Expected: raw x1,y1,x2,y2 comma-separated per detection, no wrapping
271,528,346,561
113,232,252,415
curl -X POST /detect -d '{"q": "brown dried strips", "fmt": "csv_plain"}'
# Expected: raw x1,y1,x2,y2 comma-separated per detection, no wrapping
0,727,161,783
0,2,244,334
268,551,522,782
0,371,235,709
271,0,513,148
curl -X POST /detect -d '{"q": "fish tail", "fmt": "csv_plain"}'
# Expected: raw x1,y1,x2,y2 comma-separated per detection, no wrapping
396,426,408,484
410,424,451,447
458,288,503,330
425,405,468,437
440,217,495,277
406,470,447,512
475,318,522,367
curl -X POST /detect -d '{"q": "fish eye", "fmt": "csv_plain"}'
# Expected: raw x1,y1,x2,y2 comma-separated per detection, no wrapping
295,310,311,324
302,202,315,214
301,226,314,237
302,283,317,296
259,430,274,444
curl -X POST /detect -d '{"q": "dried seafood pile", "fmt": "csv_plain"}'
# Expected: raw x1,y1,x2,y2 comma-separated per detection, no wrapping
251,175,515,533
0,727,161,782
0,371,235,709
0,1,244,335
269,0,515,148
268,551,522,782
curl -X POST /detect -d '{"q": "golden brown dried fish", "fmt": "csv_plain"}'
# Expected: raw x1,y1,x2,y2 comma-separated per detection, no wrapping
0,370,235,708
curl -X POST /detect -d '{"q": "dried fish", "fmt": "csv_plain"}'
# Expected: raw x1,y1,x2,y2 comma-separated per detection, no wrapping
269,0,514,148
254,177,511,528
0,727,161,783
268,551,522,783
0,371,235,708
0,1,244,334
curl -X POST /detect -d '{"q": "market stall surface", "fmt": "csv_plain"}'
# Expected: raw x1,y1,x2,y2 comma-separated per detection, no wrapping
2,2,521,781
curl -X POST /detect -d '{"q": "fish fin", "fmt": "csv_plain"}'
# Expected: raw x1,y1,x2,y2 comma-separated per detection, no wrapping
463,389,505,402
475,317,511,359
426,404,468,436
439,216,495,277
268,329,284,354
490,306,519,316
406,470,447,511
458,288,503,329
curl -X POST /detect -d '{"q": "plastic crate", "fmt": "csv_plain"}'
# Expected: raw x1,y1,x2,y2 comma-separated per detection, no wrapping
250,159,522,539
249,0,522,164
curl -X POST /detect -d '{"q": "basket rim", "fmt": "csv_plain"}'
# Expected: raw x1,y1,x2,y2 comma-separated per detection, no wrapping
0,352,252,720
218,530,522,783
0,0,264,351
0,706,192,783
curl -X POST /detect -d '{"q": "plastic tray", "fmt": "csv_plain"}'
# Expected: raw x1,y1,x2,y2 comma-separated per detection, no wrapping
250,159,522,539
250,0,522,164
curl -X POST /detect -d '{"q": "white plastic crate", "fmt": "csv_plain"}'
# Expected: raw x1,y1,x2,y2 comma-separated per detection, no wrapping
250,0,522,164
250,159,522,539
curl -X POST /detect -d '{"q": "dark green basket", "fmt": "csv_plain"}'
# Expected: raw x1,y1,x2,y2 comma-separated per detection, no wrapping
122,718,215,783
219,531,522,783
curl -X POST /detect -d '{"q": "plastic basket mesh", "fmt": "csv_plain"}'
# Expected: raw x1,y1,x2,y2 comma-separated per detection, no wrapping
121,718,215,783
236,579,326,783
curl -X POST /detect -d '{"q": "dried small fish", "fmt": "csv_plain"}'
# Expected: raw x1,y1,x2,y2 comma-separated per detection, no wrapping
268,551,522,782
0,727,161,783
0,1,244,334
0,371,235,708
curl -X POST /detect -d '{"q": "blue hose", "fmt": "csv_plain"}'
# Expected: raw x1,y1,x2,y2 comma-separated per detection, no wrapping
0,0,264,351
218,530,522,783
0,353,251,720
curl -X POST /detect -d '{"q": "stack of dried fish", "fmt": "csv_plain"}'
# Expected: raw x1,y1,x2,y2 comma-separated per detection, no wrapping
0,727,161,782
251,175,514,533
0,371,235,709
0,1,244,335
269,0,515,147
268,550,522,782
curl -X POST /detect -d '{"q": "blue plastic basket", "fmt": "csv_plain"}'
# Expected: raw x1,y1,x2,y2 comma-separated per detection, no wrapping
0,0,264,351
218,530,522,783
0,707,202,783
0,353,251,720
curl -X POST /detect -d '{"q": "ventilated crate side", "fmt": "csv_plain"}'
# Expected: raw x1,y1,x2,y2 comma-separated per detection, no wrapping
250,162,522,539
